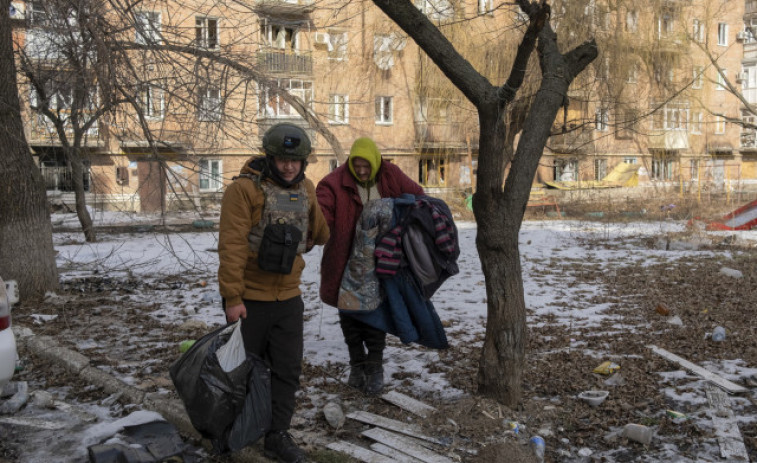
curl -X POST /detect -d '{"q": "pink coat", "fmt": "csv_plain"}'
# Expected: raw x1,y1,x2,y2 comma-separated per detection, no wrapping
316,161,424,307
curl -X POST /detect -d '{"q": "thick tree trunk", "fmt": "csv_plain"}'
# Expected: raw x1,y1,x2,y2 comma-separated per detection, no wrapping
0,0,59,298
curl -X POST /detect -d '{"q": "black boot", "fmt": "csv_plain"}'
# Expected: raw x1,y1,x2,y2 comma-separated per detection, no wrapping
364,363,384,396
347,363,365,390
264,430,306,463
346,344,367,390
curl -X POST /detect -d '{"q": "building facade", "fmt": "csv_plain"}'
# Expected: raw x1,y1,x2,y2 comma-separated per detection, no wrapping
9,0,755,213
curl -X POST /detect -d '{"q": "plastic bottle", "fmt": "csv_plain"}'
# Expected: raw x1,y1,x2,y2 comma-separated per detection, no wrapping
529,436,545,463
712,326,726,342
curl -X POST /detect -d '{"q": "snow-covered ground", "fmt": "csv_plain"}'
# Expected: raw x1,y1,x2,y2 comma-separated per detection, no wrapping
8,212,757,462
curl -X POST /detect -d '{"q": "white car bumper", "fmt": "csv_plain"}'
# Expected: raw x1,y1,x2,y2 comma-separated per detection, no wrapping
0,327,17,387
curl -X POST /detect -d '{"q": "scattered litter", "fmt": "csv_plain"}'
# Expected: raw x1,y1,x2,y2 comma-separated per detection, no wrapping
178,340,195,354
30,314,59,324
604,373,626,387
667,315,683,326
622,423,653,445
647,345,747,394
666,410,688,420
719,267,744,279
505,421,519,435
30,390,54,408
577,390,609,407
323,402,345,429
593,361,620,376
530,436,545,463
711,326,726,342
655,303,670,316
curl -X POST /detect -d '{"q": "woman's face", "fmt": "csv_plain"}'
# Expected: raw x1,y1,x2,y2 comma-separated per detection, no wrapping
352,158,372,182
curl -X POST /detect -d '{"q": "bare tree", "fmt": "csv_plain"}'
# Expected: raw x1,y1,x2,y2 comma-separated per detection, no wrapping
0,0,59,298
372,0,597,405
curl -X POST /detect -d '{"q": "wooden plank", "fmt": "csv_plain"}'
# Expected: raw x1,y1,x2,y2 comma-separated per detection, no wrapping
347,411,441,445
381,390,437,418
370,443,425,463
326,441,395,463
646,345,748,394
361,427,455,463
0,416,67,430
706,385,750,461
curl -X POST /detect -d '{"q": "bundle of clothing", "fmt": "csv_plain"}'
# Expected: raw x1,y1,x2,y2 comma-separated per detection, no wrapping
337,194,459,349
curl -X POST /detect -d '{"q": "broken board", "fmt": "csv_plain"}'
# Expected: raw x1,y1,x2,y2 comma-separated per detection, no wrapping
370,443,425,463
647,345,747,394
706,385,750,462
326,441,395,463
361,427,455,463
347,410,442,445
381,390,437,418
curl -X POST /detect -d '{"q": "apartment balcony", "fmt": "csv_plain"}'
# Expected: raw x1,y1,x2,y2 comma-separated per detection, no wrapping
414,121,467,149
741,129,757,152
254,0,315,18
27,116,102,148
257,49,312,75
648,130,689,151
654,33,687,55
547,129,594,155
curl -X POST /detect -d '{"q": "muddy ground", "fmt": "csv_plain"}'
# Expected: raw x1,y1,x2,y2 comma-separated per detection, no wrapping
3,217,757,462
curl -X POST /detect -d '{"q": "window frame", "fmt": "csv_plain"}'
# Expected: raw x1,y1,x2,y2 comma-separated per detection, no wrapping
595,107,609,131
135,10,162,45
258,79,314,119
195,16,220,50
199,159,223,192
718,22,729,46
198,86,222,122
141,85,165,120
375,96,393,125
328,94,349,125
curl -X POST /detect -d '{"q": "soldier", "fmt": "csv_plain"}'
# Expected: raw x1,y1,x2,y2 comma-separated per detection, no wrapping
219,123,329,463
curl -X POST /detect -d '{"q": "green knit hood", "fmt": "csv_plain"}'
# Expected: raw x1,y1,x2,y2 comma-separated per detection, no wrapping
348,137,381,185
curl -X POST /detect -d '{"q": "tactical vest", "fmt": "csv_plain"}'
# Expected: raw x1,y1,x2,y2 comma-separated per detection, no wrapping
243,174,309,254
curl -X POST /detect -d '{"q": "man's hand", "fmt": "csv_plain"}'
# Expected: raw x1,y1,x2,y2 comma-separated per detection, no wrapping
225,303,247,323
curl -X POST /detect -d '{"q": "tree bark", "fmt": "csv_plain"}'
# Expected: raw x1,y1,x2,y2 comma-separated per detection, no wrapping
373,0,596,406
0,0,59,298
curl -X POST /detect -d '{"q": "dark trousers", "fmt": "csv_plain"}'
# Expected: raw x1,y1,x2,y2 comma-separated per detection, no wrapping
240,296,304,432
339,312,386,368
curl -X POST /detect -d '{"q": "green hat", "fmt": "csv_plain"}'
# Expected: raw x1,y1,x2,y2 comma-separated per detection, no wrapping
348,137,381,182
262,123,312,160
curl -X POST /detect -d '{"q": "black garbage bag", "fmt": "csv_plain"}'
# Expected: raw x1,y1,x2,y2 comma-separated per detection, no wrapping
215,355,271,453
169,323,271,449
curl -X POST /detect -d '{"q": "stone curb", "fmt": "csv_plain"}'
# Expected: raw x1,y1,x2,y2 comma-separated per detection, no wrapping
13,328,267,463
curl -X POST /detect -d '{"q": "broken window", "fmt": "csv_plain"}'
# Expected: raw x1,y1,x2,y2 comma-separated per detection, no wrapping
419,158,445,186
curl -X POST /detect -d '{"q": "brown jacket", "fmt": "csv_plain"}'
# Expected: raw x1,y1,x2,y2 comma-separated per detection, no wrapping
218,158,330,307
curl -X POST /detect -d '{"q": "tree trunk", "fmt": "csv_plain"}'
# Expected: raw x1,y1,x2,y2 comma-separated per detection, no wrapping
67,147,96,242
0,0,59,298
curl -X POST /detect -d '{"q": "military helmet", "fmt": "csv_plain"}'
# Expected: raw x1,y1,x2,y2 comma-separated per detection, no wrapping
262,123,311,160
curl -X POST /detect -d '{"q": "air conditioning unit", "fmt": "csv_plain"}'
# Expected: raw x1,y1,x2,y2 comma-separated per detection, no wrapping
314,32,330,45
737,31,748,42
9,1,25,21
